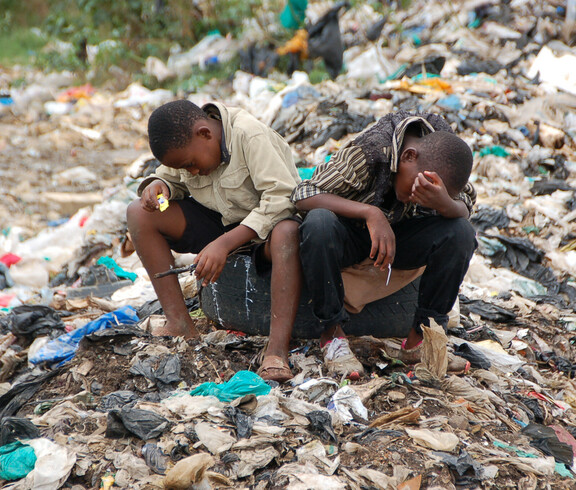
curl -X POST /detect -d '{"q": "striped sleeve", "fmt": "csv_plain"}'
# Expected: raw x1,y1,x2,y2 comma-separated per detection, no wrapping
291,145,371,203
454,182,477,217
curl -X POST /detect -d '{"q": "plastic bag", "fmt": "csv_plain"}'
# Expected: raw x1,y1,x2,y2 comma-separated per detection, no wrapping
29,305,139,367
307,2,348,79
189,370,271,402
0,440,37,481
0,305,65,339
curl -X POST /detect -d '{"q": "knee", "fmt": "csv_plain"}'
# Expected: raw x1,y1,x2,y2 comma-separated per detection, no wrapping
447,218,477,256
126,199,150,235
299,209,339,245
271,219,300,245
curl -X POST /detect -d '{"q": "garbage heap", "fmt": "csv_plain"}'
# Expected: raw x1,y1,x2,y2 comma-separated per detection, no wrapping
1,0,576,488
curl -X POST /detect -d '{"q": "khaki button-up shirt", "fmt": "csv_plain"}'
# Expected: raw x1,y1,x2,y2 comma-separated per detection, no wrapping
139,102,301,240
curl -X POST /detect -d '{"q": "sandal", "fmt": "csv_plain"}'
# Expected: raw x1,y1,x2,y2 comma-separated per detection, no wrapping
257,356,294,383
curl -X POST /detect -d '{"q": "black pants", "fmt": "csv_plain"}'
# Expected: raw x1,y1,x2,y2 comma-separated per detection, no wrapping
299,209,478,333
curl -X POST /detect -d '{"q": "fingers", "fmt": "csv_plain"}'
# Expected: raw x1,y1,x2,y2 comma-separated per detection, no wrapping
140,182,169,211
194,255,224,287
371,235,395,270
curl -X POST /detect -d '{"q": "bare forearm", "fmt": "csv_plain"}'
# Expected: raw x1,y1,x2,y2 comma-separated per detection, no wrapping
295,194,379,221
438,199,469,219
215,224,258,253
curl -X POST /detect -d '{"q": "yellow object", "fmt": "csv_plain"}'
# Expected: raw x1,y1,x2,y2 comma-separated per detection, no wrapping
157,193,169,212
277,29,308,58
101,474,115,490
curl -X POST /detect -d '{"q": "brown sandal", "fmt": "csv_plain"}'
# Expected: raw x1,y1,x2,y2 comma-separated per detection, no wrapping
257,356,294,383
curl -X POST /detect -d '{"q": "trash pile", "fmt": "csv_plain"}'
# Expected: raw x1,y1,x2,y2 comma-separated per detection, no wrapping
1,0,576,488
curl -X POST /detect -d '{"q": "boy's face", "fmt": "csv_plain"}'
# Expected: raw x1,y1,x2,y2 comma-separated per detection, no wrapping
162,124,221,176
393,160,419,203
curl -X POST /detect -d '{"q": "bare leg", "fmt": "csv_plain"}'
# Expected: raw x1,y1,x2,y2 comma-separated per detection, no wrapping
258,220,302,381
319,324,347,347
126,200,199,339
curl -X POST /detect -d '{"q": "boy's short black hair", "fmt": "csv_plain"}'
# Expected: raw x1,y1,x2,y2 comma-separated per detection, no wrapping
148,100,208,160
417,130,473,194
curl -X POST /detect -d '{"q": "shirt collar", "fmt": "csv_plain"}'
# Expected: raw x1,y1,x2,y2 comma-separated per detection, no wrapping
203,103,230,165
390,116,435,172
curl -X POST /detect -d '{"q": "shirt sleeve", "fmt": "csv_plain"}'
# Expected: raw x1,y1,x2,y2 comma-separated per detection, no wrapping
137,166,190,200
291,144,371,203
454,181,477,217
239,132,300,240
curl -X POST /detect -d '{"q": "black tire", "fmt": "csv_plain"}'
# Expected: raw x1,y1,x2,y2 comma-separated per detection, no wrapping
200,254,417,339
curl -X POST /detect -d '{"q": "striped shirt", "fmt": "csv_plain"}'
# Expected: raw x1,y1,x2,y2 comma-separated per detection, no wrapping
291,112,476,224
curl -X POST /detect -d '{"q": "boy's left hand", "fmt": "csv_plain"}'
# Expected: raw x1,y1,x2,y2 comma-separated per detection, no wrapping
409,171,453,213
194,239,229,287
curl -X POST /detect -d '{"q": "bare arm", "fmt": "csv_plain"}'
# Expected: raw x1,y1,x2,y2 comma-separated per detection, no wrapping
296,194,395,269
194,224,257,286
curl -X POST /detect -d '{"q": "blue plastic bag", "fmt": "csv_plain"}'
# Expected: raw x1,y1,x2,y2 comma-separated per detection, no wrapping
0,441,37,481
189,370,271,402
29,305,139,367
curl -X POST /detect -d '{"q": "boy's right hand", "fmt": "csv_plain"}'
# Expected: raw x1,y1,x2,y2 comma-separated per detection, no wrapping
140,180,170,212
366,207,395,270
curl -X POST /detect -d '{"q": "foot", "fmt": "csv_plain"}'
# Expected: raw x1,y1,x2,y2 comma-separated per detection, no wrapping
257,355,293,383
322,337,364,377
151,320,200,340
382,338,470,374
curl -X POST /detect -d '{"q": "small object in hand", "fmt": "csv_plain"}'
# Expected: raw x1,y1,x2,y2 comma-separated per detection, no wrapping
386,263,392,286
157,193,169,212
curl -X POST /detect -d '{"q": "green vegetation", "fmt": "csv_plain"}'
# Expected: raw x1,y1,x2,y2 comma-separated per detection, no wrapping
0,1,336,88
0,28,46,65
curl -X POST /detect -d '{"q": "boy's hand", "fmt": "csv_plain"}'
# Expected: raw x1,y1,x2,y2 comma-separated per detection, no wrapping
194,238,229,287
365,207,395,270
140,180,170,212
409,171,454,213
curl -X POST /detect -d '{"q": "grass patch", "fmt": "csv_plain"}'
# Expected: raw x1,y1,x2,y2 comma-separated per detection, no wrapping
0,28,47,66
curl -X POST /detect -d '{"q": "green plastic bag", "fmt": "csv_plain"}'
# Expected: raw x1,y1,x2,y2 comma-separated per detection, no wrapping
0,441,37,481
280,0,308,30
190,370,271,402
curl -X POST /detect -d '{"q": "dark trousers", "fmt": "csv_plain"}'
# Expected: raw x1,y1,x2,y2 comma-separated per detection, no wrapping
299,209,478,333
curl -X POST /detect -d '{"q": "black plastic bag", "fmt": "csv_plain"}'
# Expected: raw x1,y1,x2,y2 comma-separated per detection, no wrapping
0,370,59,419
129,354,182,387
0,417,40,445
99,390,139,412
470,205,510,232
306,410,338,444
459,297,516,323
0,262,14,290
521,423,574,465
307,2,349,79
142,443,168,474
106,407,170,440
224,406,254,439
0,305,65,338
453,343,491,369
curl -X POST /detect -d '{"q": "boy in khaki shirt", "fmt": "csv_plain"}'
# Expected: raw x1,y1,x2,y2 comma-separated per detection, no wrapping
127,100,301,383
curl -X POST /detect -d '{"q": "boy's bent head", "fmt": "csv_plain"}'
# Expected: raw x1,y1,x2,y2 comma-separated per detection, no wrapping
416,131,473,194
148,100,208,160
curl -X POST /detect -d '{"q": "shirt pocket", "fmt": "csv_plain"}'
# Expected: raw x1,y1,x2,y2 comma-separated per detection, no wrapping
219,167,260,211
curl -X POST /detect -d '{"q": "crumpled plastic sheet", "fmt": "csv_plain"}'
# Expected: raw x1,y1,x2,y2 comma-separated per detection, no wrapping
189,370,271,403
3,438,76,490
28,305,139,367
0,305,65,339
0,417,40,445
106,406,170,441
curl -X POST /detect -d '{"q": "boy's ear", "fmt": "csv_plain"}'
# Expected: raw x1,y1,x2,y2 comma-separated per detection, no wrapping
195,125,213,140
400,147,418,163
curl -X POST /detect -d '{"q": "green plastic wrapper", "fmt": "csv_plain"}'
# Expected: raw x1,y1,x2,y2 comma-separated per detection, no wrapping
0,441,37,481
190,370,271,402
